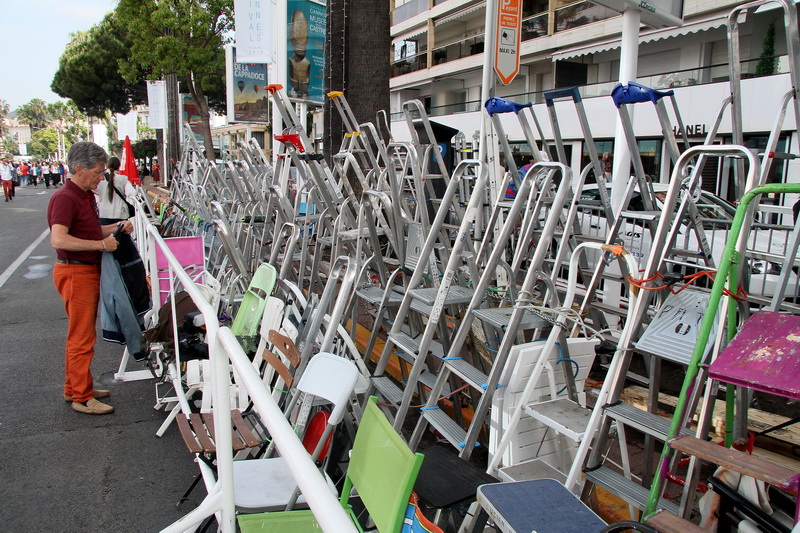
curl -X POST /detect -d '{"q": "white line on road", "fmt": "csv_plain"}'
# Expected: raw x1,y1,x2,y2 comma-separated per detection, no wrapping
0,228,51,289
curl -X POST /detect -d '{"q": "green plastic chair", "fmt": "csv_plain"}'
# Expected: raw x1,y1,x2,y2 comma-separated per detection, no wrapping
231,262,278,339
238,396,425,533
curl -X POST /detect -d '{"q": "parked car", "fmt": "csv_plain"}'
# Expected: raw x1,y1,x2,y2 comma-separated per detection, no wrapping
573,184,799,299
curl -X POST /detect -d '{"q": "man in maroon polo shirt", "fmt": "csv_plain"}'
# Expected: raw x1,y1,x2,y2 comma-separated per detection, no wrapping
48,142,134,415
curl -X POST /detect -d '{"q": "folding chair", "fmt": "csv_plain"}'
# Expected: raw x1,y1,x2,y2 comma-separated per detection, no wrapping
233,352,360,513
237,396,425,533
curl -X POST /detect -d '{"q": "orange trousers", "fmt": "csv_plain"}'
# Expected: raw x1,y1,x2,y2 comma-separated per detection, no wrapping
53,263,101,403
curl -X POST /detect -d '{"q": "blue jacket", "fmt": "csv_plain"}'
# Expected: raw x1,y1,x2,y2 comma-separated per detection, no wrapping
100,250,149,360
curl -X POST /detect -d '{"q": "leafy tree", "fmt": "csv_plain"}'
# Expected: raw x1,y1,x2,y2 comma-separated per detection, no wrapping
0,99,9,139
29,128,59,159
133,138,158,160
116,0,233,158
16,99,50,130
48,101,89,145
52,13,147,117
755,22,778,77
3,136,20,156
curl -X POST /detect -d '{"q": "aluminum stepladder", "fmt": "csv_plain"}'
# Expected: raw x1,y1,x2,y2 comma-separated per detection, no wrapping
407,162,579,458
367,160,486,431
572,145,761,517
643,181,800,524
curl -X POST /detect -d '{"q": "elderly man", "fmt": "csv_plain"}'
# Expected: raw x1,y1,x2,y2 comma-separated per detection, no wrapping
47,142,134,415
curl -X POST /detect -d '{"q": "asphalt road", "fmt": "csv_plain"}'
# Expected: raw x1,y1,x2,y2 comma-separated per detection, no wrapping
0,184,201,532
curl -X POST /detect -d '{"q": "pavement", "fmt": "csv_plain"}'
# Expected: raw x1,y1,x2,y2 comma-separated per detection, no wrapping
0,184,200,532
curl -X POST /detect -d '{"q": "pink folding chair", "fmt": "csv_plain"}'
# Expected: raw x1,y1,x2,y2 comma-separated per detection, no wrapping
154,236,206,307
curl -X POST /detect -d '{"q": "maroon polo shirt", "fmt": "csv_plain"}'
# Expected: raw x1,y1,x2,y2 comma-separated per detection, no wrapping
47,178,103,264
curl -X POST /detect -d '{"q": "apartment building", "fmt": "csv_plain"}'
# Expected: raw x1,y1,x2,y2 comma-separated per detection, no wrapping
388,0,799,203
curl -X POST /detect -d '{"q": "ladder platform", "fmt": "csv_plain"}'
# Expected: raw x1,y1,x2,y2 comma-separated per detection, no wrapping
619,209,660,221
668,436,800,491
584,466,680,515
356,286,403,306
708,310,800,400
523,398,591,442
409,285,474,306
604,401,694,440
498,458,567,483
388,331,445,359
645,510,706,533
445,357,489,390
337,227,386,242
371,376,404,407
471,307,550,330
421,406,471,449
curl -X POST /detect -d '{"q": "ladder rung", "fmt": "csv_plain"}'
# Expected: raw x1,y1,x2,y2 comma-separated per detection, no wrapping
371,376,404,407
603,402,693,440
445,358,490,390
584,466,680,515
420,407,471,449
388,332,445,359
523,398,591,442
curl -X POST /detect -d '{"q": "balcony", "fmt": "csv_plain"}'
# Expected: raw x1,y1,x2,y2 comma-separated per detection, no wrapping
554,1,615,32
522,12,548,41
392,0,428,25
391,52,429,77
431,34,486,67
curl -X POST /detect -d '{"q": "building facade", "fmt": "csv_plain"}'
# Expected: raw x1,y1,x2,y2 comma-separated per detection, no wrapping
388,0,799,204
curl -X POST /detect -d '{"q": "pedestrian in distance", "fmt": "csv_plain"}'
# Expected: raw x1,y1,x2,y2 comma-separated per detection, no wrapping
0,158,13,201
47,142,134,415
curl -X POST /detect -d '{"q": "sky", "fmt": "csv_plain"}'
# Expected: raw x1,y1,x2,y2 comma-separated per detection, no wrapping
0,0,116,111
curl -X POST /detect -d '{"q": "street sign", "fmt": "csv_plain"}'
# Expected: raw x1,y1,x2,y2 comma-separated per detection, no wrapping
593,0,683,28
494,0,522,85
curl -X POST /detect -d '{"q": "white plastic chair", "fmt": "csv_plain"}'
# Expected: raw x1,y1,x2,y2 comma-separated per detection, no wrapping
232,352,359,513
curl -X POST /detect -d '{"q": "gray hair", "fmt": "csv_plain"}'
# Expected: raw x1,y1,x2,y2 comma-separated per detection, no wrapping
67,142,108,174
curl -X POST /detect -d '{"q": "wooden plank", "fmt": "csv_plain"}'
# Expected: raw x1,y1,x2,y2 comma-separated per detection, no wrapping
621,385,800,446
669,436,800,490
189,413,216,453
176,414,203,454
232,409,262,448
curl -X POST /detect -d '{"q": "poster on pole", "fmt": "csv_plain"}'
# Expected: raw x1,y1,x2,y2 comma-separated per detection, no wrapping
494,0,522,85
234,0,275,63
182,95,205,144
146,81,167,129
116,111,138,142
226,46,270,123
92,123,109,152
287,0,326,103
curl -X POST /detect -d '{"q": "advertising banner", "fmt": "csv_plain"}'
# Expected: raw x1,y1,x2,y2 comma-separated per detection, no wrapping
182,95,205,144
287,0,326,103
116,111,138,142
92,123,109,152
234,0,275,63
146,80,167,129
226,46,270,123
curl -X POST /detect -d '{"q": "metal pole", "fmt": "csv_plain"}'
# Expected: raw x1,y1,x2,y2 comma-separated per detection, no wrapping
271,0,288,166
478,0,498,163
609,9,640,216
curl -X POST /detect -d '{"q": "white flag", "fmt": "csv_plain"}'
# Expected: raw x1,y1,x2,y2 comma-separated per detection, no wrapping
147,80,167,129
116,111,138,142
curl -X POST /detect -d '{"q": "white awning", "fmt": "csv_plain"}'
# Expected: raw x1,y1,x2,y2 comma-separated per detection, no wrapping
434,3,484,26
392,26,428,46
551,15,726,62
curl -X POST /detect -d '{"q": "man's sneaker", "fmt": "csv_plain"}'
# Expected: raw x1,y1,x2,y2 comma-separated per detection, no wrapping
72,399,114,415
64,389,110,402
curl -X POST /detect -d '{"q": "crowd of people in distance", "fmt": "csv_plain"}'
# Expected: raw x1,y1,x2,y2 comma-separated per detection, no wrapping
0,159,68,195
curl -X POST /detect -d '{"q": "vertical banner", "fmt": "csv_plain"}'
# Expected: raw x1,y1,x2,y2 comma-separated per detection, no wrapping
234,0,275,63
226,46,270,122
494,0,522,85
92,123,109,152
182,95,205,144
116,111,138,142
146,80,168,129
287,0,326,103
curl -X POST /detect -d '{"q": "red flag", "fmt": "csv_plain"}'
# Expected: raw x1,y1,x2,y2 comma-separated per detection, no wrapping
119,136,141,186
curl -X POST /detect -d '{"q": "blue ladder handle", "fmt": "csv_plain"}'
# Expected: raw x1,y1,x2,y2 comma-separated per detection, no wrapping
544,87,582,107
611,81,675,108
485,97,533,116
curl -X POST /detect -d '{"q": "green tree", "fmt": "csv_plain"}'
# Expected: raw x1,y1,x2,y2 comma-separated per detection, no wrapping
51,13,147,117
16,99,51,131
3,136,20,156
755,22,778,77
0,99,9,140
116,0,232,158
29,128,59,159
48,101,89,145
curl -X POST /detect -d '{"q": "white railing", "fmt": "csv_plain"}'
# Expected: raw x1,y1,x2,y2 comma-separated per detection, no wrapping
142,220,356,533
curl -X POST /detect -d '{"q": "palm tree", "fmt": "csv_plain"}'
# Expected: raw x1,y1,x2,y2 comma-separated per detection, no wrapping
0,99,9,140
17,98,51,131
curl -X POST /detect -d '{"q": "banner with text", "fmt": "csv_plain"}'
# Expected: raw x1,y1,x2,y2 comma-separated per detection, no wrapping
116,111,138,142
287,0,326,103
226,46,270,122
146,80,167,129
234,0,275,63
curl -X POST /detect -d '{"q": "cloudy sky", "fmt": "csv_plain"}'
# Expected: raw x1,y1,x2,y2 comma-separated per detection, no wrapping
0,0,116,111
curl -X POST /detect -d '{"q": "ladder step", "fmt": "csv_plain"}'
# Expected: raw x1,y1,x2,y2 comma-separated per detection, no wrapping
523,398,591,442
410,285,474,306
445,357,490,390
371,376,404,408
619,209,660,221
669,436,800,490
645,510,706,533
471,307,551,330
388,332,445,360
584,466,680,515
498,458,567,483
603,402,693,440
356,286,403,306
420,407,472,450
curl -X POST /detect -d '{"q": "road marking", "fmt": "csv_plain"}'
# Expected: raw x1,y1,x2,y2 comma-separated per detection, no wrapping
0,228,51,289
